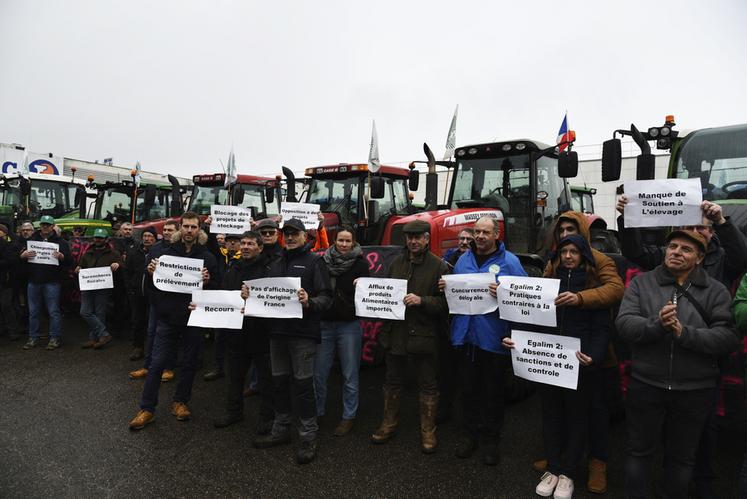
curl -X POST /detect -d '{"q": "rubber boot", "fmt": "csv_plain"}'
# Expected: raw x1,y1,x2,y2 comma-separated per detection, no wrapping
370,388,401,444
419,393,438,454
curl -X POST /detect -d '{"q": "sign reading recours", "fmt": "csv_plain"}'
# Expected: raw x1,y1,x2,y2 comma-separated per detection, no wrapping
623,178,703,228
280,202,320,230
188,290,245,329
153,255,204,294
354,277,407,320
443,272,499,315
510,330,580,390
210,205,253,234
496,276,559,327
78,267,114,291
244,277,303,318
27,241,59,266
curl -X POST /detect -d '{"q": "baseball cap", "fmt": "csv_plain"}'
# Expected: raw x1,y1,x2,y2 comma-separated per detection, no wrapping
93,228,108,238
282,218,306,233
40,215,55,225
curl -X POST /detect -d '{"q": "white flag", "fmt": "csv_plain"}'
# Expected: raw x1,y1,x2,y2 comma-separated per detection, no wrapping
225,148,237,187
443,105,458,160
134,161,142,187
19,153,29,176
368,120,381,173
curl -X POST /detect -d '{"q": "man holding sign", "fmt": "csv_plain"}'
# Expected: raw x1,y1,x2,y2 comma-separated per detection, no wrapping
129,212,218,431
440,216,526,466
76,228,121,350
371,220,448,454
20,215,71,350
252,218,333,465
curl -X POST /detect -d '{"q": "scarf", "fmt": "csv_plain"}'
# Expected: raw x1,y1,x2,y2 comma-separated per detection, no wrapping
323,243,362,277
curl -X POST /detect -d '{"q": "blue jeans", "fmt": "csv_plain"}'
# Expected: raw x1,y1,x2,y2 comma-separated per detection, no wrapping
139,321,205,412
80,290,111,341
314,320,362,420
28,282,62,340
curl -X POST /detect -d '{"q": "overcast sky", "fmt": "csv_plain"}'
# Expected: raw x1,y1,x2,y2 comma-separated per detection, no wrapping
1,0,745,178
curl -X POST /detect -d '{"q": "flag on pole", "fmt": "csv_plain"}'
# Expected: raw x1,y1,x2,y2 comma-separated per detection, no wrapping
444,105,459,160
556,112,576,152
19,153,29,177
225,148,237,187
134,161,142,187
368,120,380,173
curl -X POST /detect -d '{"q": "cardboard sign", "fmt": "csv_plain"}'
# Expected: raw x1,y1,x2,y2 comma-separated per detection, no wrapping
27,241,60,266
188,290,245,329
153,255,204,294
354,277,407,320
496,276,560,327
210,205,253,234
623,178,703,228
78,267,114,291
280,202,320,230
244,277,303,318
510,330,580,390
443,272,499,315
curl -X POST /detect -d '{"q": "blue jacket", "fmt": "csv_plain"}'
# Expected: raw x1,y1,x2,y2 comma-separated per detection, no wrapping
450,243,527,354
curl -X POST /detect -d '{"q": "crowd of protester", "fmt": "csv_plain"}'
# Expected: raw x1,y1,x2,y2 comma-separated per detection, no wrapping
1,199,747,499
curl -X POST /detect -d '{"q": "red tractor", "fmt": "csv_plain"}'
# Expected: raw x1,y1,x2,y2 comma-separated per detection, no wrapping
188,172,282,220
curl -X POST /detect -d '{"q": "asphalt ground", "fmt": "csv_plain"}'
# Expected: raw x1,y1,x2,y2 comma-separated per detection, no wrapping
1,317,745,499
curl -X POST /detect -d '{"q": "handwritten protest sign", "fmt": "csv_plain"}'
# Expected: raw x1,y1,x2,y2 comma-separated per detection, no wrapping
354,277,407,320
443,272,499,315
210,205,253,234
153,255,204,294
496,276,559,327
280,202,320,230
623,178,703,228
78,267,114,291
27,241,59,266
188,290,245,329
510,330,580,389
244,277,303,318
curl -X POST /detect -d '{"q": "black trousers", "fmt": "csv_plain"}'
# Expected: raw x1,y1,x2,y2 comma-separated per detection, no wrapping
458,345,509,443
226,331,273,422
128,291,147,349
437,329,458,409
541,372,593,479
625,378,715,499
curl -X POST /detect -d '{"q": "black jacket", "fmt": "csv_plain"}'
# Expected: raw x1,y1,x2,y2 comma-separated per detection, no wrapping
222,254,272,352
267,243,333,341
24,230,72,284
0,235,14,289
148,237,218,326
322,256,370,322
124,243,151,295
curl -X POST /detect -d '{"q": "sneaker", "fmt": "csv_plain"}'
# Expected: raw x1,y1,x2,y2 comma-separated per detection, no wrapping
536,472,559,497
253,431,292,449
23,338,38,350
129,409,154,430
129,368,149,380
161,370,175,383
93,335,113,349
81,340,96,349
46,338,61,350
170,402,191,421
553,475,574,499
296,439,318,464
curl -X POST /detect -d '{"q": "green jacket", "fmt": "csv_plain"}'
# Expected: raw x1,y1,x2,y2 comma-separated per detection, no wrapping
380,248,448,355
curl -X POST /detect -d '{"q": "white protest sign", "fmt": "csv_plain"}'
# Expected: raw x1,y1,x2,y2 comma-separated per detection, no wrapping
244,277,303,318
27,241,59,266
623,178,703,228
496,276,560,327
210,205,253,234
78,267,114,291
280,202,320,230
510,330,580,390
153,255,204,294
443,272,499,315
354,277,407,320
188,290,245,329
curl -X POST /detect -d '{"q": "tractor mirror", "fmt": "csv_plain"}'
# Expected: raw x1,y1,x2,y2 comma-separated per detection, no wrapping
233,185,245,205
370,176,385,199
636,153,656,180
408,169,420,191
265,185,274,204
557,151,578,178
144,185,157,207
602,139,622,182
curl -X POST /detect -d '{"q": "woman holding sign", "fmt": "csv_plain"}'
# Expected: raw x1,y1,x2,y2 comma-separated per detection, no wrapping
503,234,610,499
314,227,369,436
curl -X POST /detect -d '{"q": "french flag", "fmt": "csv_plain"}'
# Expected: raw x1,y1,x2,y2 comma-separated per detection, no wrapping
556,113,576,152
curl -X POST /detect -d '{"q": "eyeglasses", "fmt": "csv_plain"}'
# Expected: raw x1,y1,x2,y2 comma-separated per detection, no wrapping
458,237,473,241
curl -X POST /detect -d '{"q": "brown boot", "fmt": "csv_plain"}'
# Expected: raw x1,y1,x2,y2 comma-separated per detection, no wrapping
587,458,607,494
419,393,438,454
370,389,401,444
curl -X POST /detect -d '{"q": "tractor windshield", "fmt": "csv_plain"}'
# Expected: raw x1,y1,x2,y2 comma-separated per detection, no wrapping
29,179,80,219
307,176,360,226
673,124,747,202
189,183,269,217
